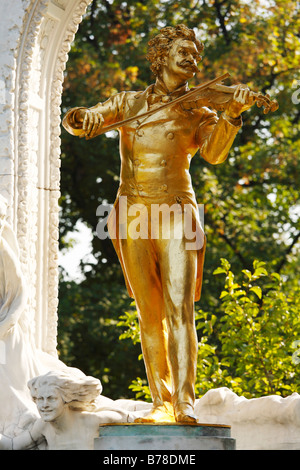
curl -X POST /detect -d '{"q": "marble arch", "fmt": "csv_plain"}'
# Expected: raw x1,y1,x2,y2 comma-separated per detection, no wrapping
0,0,92,356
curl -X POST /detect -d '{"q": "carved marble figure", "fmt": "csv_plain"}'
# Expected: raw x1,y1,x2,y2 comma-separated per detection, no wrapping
63,24,277,424
0,193,146,448
0,370,142,450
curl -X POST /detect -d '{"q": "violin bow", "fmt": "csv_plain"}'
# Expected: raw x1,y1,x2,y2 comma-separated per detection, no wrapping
80,72,278,138
85,72,231,137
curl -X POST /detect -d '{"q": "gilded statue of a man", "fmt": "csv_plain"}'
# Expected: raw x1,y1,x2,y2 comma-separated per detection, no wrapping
63,24,259,423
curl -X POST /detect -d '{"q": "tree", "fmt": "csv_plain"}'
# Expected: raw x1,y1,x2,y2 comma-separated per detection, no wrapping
58,0,300,398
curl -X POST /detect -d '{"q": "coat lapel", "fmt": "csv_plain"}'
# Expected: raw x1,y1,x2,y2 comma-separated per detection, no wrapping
125,86,152,125
124,83,191,129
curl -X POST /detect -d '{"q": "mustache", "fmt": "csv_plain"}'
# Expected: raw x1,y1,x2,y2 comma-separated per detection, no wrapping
177,61,199,73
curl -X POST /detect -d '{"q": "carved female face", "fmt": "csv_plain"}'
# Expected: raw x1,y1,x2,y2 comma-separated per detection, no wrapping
35,385,66,422
165,39,200,81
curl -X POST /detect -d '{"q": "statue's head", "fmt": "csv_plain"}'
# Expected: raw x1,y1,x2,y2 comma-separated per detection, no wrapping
28,371,102,421
147,24,204,78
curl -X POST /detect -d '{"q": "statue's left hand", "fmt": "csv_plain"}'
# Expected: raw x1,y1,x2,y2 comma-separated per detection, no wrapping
225,84,256,118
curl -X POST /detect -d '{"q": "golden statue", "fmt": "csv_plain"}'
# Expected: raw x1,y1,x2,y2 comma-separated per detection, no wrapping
63,25,277,424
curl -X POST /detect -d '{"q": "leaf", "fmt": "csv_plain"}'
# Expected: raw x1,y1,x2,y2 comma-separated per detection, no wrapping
271,273,281,282
235,289,247,297
213,267,227,275
220,290,229,299
253,260,267,270
242,269,252,280
250,286,262,299
253,267,268,279
220,258,231,271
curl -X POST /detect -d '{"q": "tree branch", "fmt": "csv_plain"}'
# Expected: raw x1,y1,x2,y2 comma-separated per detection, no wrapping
275,231,300,274
205,212,249,267
213,0,231,45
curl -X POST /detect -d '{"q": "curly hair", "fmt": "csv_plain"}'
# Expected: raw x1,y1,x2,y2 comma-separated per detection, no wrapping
28,370,102,412
146,24,204,76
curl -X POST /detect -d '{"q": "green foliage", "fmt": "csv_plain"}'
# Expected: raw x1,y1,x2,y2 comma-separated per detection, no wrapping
195,259,300,398
117,304,141,347
118,259,300,401
58,0,300,399
128,378,152,402
57,275,145,399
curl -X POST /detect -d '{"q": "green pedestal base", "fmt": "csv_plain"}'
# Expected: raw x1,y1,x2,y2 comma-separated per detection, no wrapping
94,423,235,450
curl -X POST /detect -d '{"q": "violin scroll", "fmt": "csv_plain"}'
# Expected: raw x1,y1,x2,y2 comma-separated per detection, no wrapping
251,91,279,114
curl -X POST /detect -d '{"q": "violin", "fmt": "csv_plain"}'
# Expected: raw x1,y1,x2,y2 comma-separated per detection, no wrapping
70,72,278,138
190,76,279,114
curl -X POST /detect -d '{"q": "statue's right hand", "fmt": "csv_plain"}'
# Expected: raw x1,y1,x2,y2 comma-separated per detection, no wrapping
81,110,104,140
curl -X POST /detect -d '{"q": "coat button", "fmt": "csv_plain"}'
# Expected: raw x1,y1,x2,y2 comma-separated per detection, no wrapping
134,159,140,166
160,184,168,191
166,132,174,140
161,96,171,103
160,159,167,167
136,129,144,137
137,184,143,191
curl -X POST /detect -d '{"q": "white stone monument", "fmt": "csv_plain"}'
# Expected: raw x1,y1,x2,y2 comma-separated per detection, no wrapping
0,0,299,450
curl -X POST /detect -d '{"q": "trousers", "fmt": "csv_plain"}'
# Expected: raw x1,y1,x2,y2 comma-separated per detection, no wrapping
111,194,201,412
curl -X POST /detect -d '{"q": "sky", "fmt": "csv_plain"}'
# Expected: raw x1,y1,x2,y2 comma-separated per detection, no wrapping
58,220,96,282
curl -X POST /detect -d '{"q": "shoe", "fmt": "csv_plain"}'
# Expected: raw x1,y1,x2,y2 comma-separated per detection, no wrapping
174,403,198,423
134,405,175,423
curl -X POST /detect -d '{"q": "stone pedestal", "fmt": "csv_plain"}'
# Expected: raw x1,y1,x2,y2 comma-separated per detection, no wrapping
94,423,235,450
